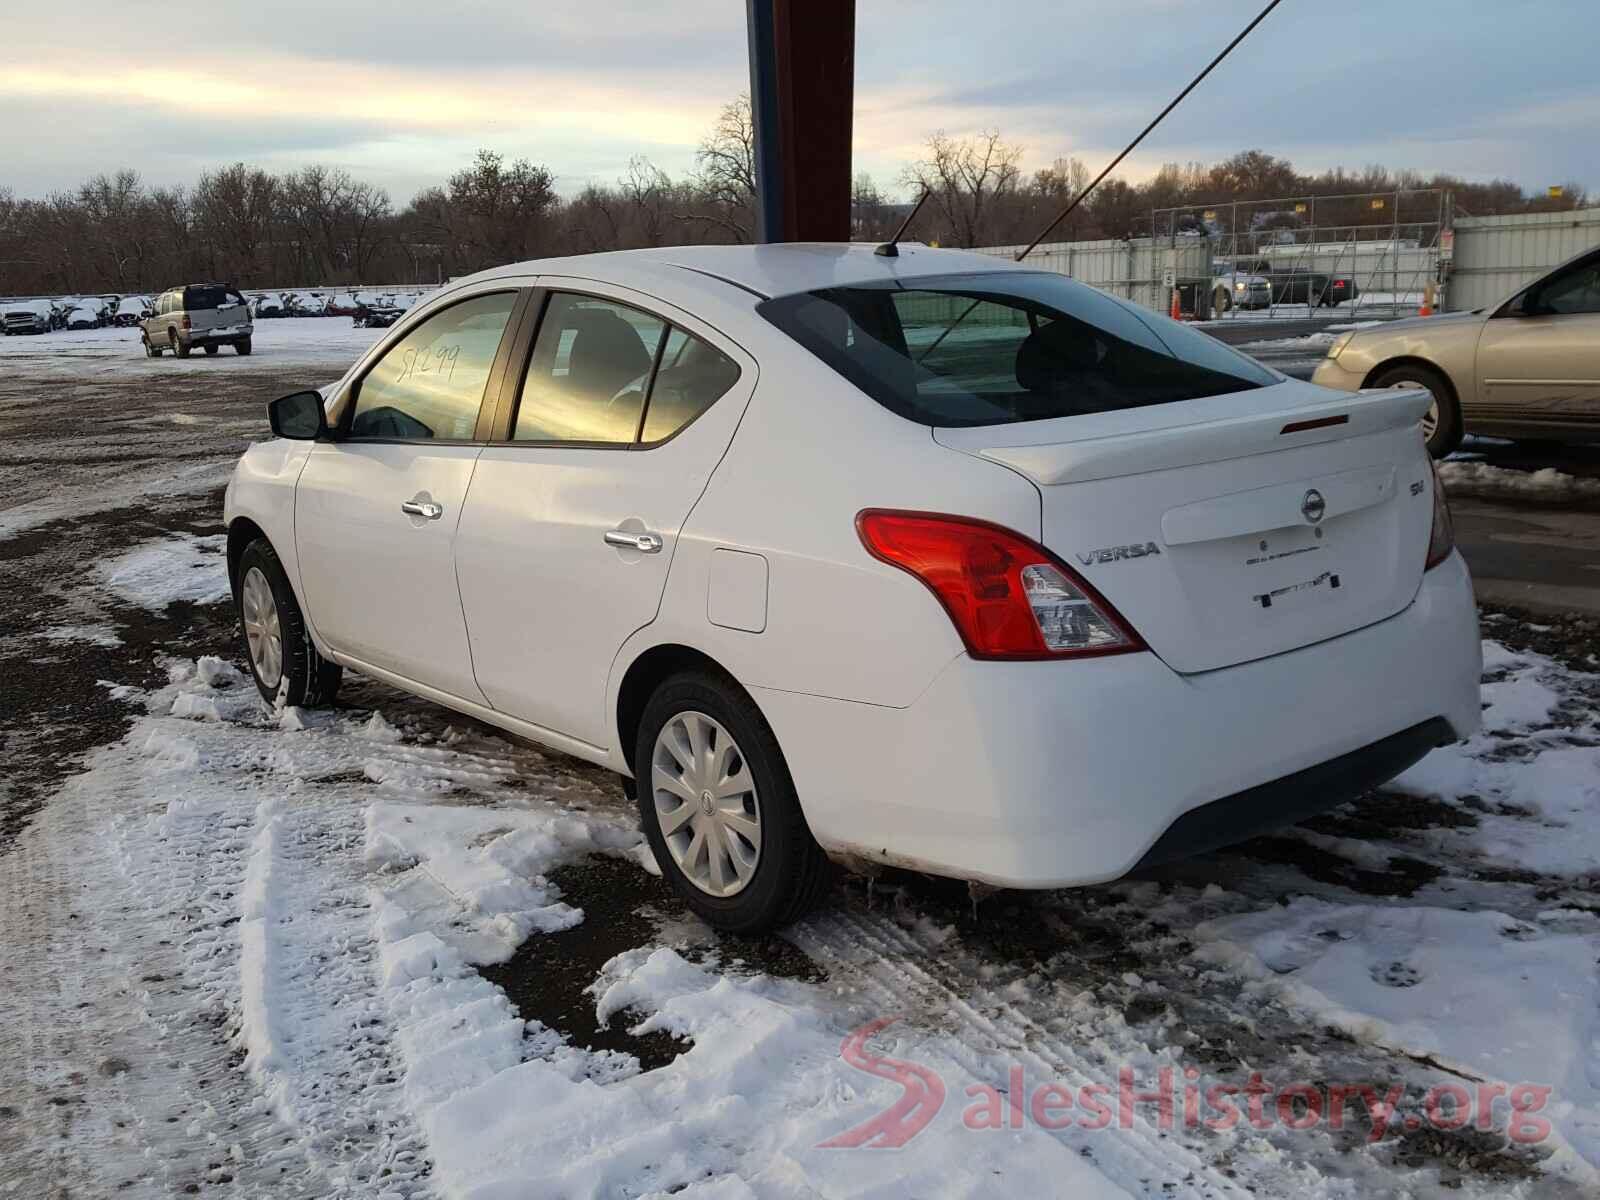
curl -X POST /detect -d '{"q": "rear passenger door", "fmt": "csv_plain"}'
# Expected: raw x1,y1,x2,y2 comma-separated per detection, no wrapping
294,288,527,701
454,282,754,750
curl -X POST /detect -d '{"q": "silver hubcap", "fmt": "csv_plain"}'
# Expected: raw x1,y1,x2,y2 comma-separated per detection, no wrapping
651,711,761,898
1389,381,1437,438
241,567,283,688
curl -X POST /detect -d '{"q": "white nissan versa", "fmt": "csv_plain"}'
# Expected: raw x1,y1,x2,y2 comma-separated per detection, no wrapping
223,243,1482,932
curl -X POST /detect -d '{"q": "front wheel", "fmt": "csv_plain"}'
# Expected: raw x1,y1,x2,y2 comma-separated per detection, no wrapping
142,335,160,358
234,538,342,707
1372,363,1461,458
635,671,831,933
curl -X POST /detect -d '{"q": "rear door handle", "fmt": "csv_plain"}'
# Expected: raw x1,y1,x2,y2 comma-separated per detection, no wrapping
604,529,662,553
401,500,444,520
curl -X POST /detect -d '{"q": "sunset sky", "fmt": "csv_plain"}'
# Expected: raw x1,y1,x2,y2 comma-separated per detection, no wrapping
3,0,1595,202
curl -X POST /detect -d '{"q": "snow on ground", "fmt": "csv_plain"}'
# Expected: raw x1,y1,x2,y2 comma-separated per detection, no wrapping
6,612,1592,1197
1438,462,1600,507
97,531,229,609
0,318,384,376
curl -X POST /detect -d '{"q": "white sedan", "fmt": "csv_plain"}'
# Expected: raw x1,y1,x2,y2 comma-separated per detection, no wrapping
223,244,1482,931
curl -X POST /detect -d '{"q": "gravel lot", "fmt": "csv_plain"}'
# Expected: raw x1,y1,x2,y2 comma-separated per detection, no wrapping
1,321,1597,1199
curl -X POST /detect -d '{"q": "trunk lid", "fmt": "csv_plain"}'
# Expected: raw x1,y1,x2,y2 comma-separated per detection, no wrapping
935,380,1437,674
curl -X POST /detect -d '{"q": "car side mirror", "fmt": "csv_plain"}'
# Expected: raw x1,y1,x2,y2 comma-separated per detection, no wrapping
268,390,328,440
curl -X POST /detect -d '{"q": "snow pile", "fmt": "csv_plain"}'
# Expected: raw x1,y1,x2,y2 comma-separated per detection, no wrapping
1393,640,1600,877
367,801,1134,1199
1196,901,1600,1168
98,532,230,609
1438,461,1600,507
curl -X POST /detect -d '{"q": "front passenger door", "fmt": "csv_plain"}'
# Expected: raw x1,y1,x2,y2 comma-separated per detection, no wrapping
295,289,524,702
1478,251,1600,430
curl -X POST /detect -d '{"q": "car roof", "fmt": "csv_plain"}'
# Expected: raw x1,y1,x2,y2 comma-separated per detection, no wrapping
460,242,1034,301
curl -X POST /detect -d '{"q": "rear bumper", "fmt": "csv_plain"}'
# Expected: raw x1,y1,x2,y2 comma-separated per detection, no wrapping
755,551,1481,888
188,325,251,342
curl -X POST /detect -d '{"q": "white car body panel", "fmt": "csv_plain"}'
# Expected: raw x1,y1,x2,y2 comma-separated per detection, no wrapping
224,243,1482,889
756,551,1480,885
295,442,487,704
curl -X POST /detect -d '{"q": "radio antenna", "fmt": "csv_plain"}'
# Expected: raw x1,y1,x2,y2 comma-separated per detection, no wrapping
876,188,934,257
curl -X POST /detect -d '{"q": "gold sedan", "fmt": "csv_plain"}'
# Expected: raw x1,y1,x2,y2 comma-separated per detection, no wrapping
1313,246,1600,457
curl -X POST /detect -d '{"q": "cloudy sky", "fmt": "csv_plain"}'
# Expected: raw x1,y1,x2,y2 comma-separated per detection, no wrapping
3,0,1595,203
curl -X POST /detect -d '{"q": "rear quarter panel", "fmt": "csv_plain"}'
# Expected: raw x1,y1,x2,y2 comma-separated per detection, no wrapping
614,330,1043,715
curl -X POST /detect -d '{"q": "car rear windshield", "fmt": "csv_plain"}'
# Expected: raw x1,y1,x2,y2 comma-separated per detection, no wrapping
185,286,245,310
756,271,1277,428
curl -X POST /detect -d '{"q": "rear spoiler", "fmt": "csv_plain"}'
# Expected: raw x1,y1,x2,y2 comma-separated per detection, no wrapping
948,387,1430,487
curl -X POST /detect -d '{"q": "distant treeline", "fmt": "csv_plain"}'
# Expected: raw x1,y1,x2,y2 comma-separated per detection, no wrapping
0,97,1587,296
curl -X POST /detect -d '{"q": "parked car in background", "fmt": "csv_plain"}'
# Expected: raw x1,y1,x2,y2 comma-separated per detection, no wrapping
1209,261,1272,314
252,293,287,319
113,296,151,326
1243,259,1361,307
63,305,102,330
285,291,328,317
224,243,1480,931
352,296,405,328
1313,244,1600,456
324,293,362,317
2,299,55,335
141,284,254,358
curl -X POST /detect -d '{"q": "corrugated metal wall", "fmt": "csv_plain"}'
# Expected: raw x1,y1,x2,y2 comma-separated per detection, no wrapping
1448,209,1600,311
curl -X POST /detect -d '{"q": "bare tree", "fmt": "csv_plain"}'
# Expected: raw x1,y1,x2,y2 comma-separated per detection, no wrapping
903,130,1023,247
692,94,757,241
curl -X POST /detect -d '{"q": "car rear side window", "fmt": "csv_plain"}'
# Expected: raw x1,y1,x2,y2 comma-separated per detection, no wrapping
348,292,517,441
514,294,667,444
640,327,741,443
758,271,1276,428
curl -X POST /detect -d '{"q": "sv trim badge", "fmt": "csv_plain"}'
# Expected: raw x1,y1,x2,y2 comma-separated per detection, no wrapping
1301,489,1327,524
1077,541,1161,566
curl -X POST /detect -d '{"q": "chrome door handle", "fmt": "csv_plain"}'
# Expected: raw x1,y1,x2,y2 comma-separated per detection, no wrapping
604,529,663,553
401,500,444,520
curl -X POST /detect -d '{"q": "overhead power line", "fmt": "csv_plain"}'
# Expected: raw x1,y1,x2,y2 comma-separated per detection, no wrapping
1016,0,1289,261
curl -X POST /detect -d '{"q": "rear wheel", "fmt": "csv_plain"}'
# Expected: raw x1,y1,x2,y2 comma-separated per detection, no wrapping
235,538,342,707
170,331,190,359
235,337,252,356
634,671,831,933
1372,363,1460,458
203,343,219,356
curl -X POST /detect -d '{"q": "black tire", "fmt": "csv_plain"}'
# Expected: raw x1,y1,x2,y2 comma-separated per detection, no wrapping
203,343,219,356
235,338,252,356
142,335,160,358
1371,363,1461,458
234,538,342,708
171,331,190,359
634,671,832,933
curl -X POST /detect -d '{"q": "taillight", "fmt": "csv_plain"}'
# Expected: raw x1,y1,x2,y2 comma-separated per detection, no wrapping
855,510,1145,660
1425,459,1455,570
181,313,191,330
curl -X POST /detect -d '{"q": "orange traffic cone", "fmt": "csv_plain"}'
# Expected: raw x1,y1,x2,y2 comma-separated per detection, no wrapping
1419,282,1435,317
1170,288,1183,321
